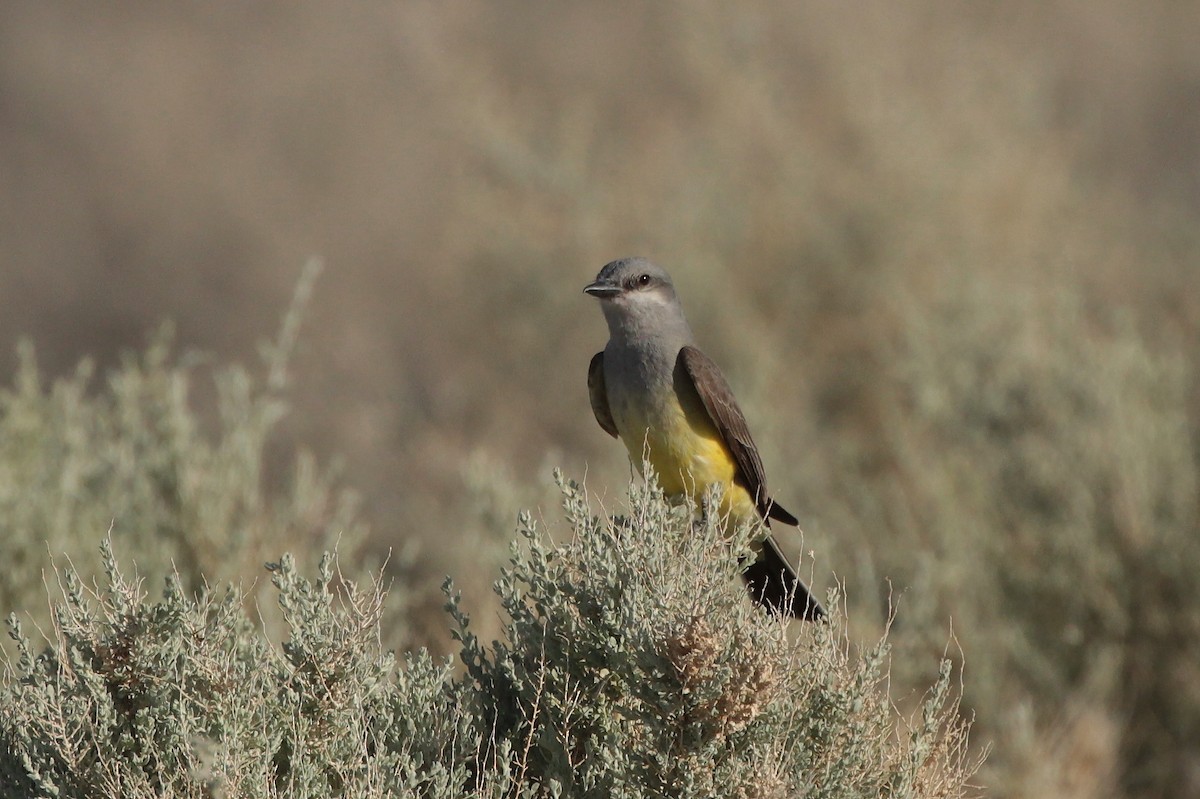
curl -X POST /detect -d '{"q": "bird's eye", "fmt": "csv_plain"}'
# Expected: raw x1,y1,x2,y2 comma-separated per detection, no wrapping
637,274,652,287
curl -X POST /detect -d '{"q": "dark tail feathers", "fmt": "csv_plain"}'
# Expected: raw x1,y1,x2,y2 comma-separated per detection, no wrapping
765,500,799,527
742,535,826,621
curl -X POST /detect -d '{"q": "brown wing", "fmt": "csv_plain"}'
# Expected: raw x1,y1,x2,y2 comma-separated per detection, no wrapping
678,346,798,525
588,351,619,438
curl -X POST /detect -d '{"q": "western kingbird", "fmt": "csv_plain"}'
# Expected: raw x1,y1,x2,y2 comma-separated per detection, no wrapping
584,257,825,620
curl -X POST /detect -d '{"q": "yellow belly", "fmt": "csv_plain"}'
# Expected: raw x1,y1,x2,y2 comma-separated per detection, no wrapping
616,390,756,521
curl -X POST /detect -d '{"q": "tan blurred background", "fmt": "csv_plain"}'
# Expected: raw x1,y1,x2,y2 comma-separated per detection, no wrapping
3,1,1195,532
2,2,1199,795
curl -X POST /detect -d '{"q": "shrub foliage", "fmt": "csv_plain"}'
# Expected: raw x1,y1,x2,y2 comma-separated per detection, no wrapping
0,268,368,654
1,474,976,798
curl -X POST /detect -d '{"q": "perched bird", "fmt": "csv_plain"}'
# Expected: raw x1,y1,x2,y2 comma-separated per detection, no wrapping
584,257,825,620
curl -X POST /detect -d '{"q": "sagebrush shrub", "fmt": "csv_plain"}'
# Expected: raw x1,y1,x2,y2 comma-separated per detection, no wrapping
1,472,977,798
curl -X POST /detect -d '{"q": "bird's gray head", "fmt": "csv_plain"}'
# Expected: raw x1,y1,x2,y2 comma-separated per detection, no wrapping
583,257,692,345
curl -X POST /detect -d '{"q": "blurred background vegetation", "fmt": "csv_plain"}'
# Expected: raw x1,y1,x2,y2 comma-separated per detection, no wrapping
1,2,1198,796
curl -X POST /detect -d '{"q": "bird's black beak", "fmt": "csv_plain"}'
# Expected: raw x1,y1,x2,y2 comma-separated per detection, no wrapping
583,279,621,299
